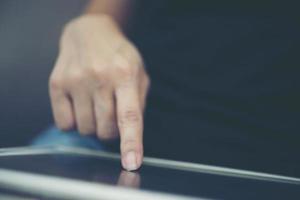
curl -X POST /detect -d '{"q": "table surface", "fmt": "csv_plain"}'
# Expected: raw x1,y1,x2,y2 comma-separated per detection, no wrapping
0,146,299,200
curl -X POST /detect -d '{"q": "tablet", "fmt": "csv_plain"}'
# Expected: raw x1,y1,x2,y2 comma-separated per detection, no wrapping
0,146,299,199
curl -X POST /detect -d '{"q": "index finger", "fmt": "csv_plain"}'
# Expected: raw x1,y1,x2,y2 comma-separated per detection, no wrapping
115,83,143,171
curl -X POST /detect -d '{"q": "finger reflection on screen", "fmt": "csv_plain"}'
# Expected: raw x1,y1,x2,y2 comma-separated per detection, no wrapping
117,170,141,188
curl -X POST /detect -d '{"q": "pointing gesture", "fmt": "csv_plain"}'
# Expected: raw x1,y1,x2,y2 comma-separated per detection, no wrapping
49,15,150,170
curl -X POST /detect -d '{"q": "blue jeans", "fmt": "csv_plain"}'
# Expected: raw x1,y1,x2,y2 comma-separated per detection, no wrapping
31,126,106,151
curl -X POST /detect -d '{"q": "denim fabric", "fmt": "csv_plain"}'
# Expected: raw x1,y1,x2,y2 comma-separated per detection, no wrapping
31,126,104,150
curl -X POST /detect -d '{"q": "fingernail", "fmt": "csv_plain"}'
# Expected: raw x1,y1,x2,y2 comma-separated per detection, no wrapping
124,151,138,171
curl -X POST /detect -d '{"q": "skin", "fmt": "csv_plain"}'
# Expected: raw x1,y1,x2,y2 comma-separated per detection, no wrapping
49,0,149,171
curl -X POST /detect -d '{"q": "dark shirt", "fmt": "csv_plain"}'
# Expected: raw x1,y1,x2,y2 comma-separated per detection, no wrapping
129,1,300,175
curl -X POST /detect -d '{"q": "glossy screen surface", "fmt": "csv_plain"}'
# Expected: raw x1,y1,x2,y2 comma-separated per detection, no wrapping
0,148,299,200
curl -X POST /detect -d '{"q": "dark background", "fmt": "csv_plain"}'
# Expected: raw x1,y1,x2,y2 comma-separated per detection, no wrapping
0,0,86,147
0,0,299,178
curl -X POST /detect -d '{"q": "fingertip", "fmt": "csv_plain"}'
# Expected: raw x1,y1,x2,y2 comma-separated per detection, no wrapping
122,151,142,171
55,114,75,132
51,91,74,132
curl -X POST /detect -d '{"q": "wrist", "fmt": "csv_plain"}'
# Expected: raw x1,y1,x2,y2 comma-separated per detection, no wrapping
79,14,123,33
65,14,124,37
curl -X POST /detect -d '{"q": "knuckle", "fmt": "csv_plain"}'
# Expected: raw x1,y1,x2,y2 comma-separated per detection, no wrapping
89,64,106,78
89,66,108,87
119,110,141,127
121,139,136,148
115,59,137,78
67,70,84,84
49,76,64,91
121,139,143,152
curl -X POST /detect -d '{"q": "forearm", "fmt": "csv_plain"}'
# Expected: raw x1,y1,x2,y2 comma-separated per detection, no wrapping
84,0,134,29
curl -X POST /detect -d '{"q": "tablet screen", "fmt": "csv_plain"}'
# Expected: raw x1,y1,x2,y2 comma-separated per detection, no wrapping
0,147,299,200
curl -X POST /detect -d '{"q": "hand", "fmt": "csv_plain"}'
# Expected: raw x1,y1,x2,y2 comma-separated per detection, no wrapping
49,15,150,171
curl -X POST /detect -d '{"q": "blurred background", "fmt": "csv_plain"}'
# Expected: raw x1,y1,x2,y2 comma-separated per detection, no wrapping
0,0,86,147
0,0,299,178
